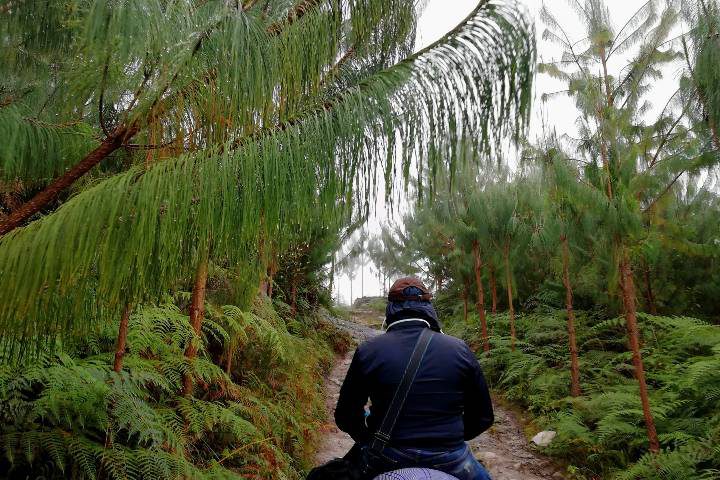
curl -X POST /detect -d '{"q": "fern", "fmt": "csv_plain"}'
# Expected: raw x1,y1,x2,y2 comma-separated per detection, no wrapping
453,308,720,478
0,300,339,479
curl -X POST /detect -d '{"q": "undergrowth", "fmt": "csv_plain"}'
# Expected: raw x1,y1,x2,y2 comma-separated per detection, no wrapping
447,308,720,480
0,297,347,479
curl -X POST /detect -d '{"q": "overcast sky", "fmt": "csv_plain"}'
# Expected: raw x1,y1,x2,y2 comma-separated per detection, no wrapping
333,0,683,305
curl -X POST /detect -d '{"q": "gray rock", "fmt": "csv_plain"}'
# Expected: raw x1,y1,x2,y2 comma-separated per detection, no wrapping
531,430,557,447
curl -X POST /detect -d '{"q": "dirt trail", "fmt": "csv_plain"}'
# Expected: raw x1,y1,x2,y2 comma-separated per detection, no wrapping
316,310,566,479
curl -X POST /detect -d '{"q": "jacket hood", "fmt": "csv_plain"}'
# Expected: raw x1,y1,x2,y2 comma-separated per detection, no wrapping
385,299,442,332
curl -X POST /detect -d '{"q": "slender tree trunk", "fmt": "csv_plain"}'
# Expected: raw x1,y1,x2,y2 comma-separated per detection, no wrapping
329,254,335,296
489,262,498,314
561,235,581,397
503,241,516,352
708,118,720,150
113,304,132,373
619,247,660,453
597,48,616,200
472,241,489,352
642,263,658,315
0,124,139,236
182,253,209,396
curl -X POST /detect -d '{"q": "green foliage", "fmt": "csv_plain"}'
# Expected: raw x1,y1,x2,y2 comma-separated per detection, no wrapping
0,298,338,479
448,309,720,479
0,0,535,360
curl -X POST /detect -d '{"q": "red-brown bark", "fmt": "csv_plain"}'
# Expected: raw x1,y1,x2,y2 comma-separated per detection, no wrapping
503,241,516,351
619,248,660,453
113,304,132,373
472,241,489,352
182,254,209,396
0,125,138,236
489,262,498,314
561,235,581,397
266,0,322,36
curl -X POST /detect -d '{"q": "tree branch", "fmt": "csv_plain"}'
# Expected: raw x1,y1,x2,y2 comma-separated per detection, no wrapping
643,169,684,213
649,106,686,168
0,124,139,235
266,0,323,36
319,46,355,87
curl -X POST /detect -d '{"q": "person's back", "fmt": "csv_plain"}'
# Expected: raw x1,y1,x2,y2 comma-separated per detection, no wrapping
334,277,494,480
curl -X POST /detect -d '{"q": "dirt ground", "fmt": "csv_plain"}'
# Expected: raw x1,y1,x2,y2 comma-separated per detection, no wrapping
315,309,567,479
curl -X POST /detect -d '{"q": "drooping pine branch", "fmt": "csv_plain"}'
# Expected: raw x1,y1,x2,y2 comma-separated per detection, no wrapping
0,125,138,235
0,0,535,357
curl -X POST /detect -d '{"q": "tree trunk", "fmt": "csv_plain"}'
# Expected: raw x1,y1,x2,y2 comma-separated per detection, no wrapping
472,241,489,352
113,304,132,373
182,253,209,396
0,124,139,236
642,263,658,315
619,247,660,453
503,241,516,352
489,262,498,314
561,235,581,397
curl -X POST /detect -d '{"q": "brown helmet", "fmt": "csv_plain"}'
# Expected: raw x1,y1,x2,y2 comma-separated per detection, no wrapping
387,276,433,303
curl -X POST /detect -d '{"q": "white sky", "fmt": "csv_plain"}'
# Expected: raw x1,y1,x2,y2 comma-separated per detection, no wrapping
333,0,683,305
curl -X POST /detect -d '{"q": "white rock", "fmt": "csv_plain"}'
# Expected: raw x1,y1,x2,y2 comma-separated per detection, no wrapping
531,430,557,447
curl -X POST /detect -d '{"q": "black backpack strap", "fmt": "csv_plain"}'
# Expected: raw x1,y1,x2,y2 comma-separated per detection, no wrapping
369,328,434,452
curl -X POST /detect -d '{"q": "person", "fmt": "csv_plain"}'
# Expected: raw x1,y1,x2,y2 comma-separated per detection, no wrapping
334,277,494,480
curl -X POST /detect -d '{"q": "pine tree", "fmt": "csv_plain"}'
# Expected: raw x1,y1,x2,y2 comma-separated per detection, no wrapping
0,0,535,360
537,0,719,452
535,146,602,397
682,0,720,149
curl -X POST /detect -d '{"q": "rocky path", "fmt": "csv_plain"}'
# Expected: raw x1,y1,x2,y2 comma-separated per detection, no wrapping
315,310,566,479
315,313,381,464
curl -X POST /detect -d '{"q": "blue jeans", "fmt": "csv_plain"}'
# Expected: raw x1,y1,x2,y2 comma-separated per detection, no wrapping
359,443,492,480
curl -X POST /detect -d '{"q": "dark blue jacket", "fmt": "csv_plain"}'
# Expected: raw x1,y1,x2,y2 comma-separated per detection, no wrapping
334,321,494,448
